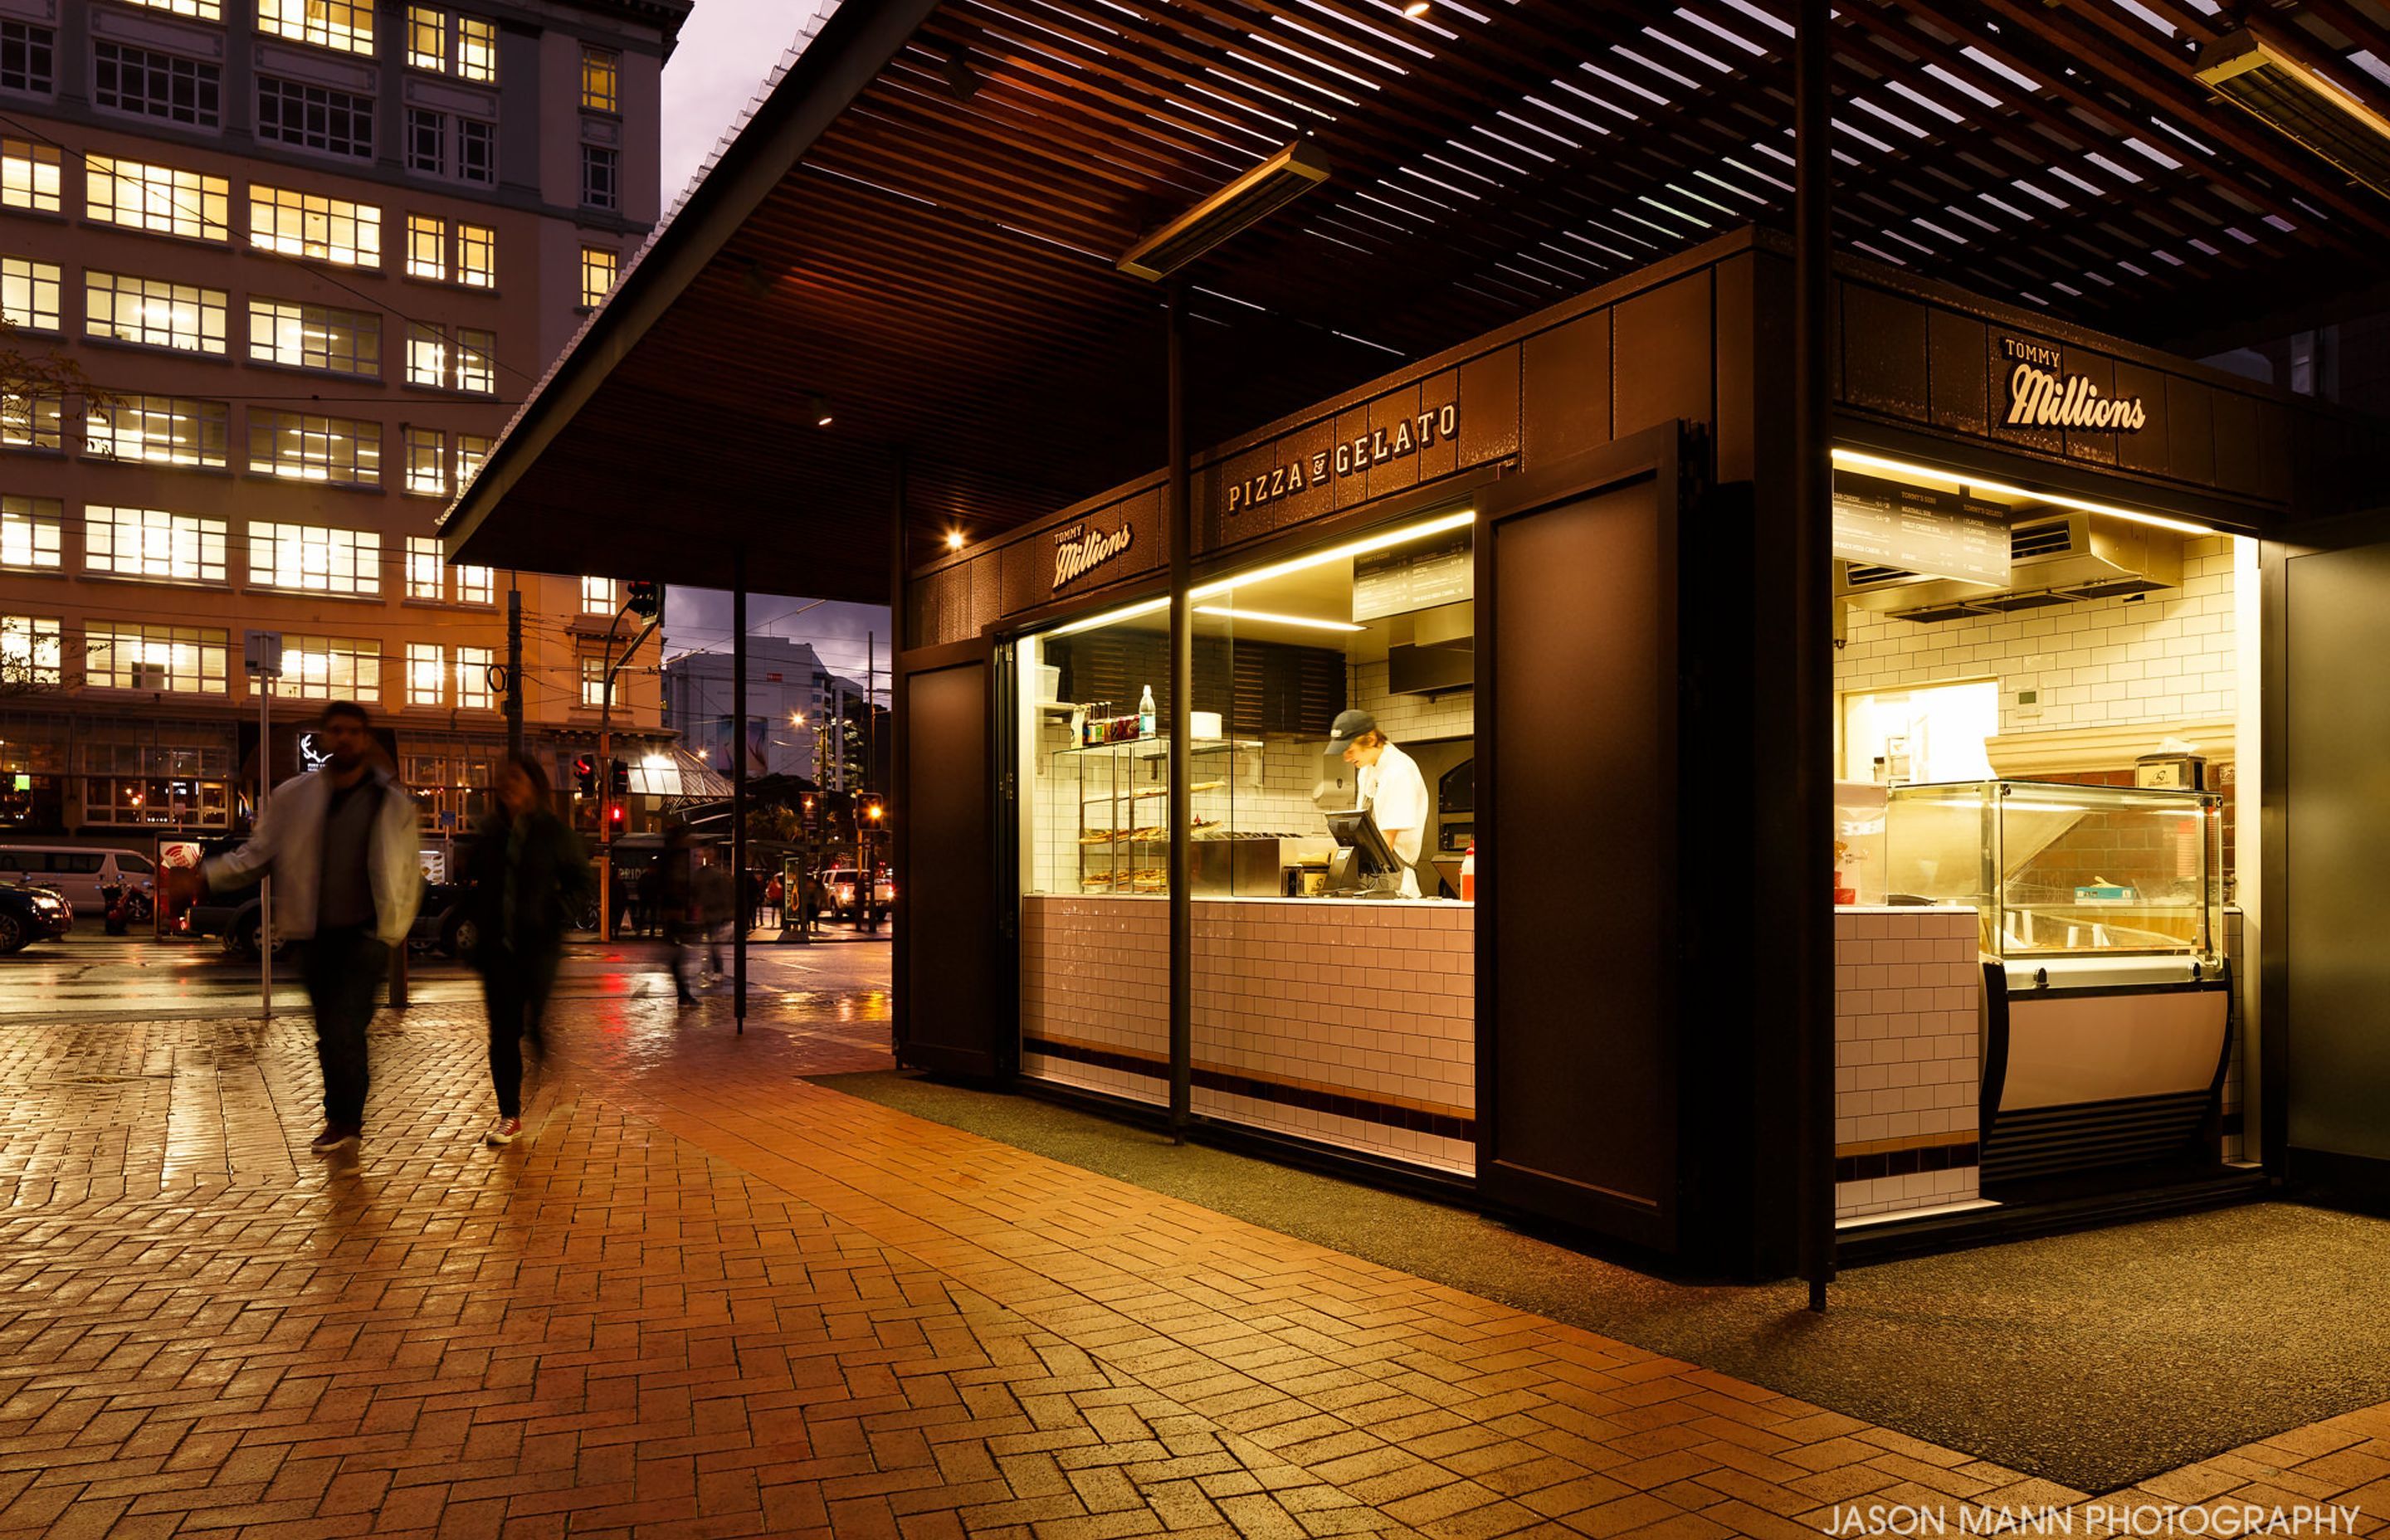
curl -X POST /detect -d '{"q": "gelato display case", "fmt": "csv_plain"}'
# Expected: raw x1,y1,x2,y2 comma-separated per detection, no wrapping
1881,780,2231,1192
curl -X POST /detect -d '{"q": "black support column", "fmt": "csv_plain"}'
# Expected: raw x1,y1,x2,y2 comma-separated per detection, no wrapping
1793,0,1835,1310
733,552,749,1036
1167,286,1193,1136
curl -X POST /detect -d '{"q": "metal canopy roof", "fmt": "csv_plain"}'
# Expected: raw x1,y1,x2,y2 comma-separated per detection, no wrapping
443,0,2390,602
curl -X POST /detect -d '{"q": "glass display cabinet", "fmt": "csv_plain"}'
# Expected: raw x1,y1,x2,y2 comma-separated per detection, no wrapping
1052,737,1237,894
1882,780,2222,964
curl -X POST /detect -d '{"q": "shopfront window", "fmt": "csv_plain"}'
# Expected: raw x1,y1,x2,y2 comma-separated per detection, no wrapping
78,734,232,828
1012,507,1478,1159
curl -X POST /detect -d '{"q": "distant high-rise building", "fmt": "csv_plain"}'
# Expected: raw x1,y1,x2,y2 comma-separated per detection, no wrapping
0,0,688,842
664,636,884,786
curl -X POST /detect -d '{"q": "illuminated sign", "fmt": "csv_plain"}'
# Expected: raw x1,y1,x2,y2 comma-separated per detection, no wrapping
1226,402,1459,517
1052,519,1134,590
2001,337,2147,433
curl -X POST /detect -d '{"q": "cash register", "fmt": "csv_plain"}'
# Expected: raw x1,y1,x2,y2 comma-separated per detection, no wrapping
1324,809,1406,897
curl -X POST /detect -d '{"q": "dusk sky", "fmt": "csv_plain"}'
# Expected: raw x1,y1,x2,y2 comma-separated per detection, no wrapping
653,2,886,683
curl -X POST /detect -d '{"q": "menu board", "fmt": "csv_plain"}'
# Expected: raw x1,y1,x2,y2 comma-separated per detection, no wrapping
1354,531,1473,622
1832,470,2012,586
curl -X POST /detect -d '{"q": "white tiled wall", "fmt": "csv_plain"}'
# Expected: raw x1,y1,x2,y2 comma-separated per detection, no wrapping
1020,895,1168,1106
1836,535,2239,733
1192,899,1475,1175
1834,907,1983,1221
1349,659,1475,742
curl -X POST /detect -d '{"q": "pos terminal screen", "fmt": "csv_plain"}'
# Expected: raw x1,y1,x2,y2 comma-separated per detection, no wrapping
1325,809,1401,877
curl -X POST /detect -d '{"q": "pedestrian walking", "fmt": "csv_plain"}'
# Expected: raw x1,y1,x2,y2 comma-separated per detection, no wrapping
663,825,700,1004
463,754,589,1147
635,861,660,938
696,858,733,977
167,702,422,1155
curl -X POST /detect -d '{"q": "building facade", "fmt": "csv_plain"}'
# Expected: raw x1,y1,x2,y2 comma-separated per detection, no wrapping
662,635,878,785
0,0,684,844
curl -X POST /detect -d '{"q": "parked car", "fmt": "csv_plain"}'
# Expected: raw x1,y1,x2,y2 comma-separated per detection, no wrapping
0,882,72,953
814,865,893,924
0,845,156,920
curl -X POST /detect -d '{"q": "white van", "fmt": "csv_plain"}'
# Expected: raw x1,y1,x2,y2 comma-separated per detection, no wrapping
0,846,159,914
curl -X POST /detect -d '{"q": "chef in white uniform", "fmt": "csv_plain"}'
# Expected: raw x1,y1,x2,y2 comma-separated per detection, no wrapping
1327,709,1432,899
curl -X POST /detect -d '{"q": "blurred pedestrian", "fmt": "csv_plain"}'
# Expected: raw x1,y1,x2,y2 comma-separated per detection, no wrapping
663,825,700,1005
696,858,733,977
167,702,421,1155
463,754,589,1147
635,861,659,938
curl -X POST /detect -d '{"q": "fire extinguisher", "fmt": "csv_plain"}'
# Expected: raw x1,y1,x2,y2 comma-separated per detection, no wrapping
1460,842,1476,903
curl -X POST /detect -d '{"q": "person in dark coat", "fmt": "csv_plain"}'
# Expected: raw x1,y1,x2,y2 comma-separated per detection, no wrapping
465,754,590,1146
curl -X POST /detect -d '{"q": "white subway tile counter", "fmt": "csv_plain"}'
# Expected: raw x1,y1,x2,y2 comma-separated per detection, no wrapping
1021,894,1476,1175
1833,905,1984,1222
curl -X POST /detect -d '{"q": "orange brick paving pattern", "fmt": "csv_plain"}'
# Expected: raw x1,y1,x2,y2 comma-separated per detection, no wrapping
2,992,2388,1539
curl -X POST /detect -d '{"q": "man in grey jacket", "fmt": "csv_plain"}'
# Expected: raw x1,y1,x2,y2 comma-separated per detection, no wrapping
170,701,422,1153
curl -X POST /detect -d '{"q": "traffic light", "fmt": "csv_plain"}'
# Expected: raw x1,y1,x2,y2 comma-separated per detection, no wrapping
609,803,625,826
609,758,629,797
861,796,885,823
573,755,595,795
626,580,661,618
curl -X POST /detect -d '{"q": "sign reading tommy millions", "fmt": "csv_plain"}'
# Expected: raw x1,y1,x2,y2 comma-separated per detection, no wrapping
1226,402,1460,517
2002,337,2147,433
1052,518,1134,591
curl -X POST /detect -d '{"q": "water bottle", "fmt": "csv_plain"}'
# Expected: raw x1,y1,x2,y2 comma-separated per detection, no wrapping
1138,685,1156,738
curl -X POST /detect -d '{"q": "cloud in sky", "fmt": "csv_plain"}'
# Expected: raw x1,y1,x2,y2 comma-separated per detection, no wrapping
664,588,894,698
659,0,835,220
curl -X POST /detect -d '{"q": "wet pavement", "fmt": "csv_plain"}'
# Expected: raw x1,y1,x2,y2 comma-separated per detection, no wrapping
2,945,2388,1538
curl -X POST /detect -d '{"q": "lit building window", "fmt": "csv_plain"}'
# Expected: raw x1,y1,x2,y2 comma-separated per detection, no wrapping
404,426,447,495
456,646,493,709
580,144,617,211
2,392,62,451
247,411,381,485
455,329,494,394
256,0,373,56
85,396,228,468
456,563,492,604
2,21,57,94
256,76,373,158
404,7,444,70
282,636,379,700
0,615,61,689
87,154,227,239
578,246,617,308
248,297,379,375
405,534,443,599
250,185,380,266
1,256,60,331
456,432,491,488
86,625,227,694
91,41,220,128
581,576,616,613
457,222,495,285
581,45,617,111
406,642,443,706
0,496,63,569
249,520,382,593
407,8,495,80
85,506,228,583
2,138,60,213
121,0,222,20
457,15,496,80
405,213,446,280
580,654,607,708
85,270,228,354
405,322,445,387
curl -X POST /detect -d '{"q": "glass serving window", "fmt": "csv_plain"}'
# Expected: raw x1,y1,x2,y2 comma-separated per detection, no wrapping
1883,780,2223,962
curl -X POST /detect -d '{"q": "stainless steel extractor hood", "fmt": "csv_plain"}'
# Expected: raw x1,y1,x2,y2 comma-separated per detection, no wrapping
1835,511,2185,624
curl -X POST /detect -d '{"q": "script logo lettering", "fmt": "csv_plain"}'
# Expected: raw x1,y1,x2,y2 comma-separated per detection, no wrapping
1052,522,1134,590
2000,338,2146,433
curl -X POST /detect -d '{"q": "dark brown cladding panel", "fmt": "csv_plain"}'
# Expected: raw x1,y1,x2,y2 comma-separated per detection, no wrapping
1927,308,1988,435
2212,391,2261,499
999,485,1165,616
1714,253,1758,485
1368,384,1424,500
1457,345,1520,469
2166,377,2217,488
1614,270,1711,438
1522,309,1612,466
1841,285,1928,422
2113,358,2170,478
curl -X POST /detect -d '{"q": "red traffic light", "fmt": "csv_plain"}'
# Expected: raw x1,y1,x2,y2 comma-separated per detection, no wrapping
608,803,625,824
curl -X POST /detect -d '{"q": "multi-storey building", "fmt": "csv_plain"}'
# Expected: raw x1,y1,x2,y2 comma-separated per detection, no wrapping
0,0,685,848
662,636,874,784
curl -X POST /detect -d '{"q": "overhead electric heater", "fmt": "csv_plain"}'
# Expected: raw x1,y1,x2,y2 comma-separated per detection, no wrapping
1117,141,1331,281
2197,29,2390,198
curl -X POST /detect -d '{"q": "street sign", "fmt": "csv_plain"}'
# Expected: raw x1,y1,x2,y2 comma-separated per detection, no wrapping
244,631,284,678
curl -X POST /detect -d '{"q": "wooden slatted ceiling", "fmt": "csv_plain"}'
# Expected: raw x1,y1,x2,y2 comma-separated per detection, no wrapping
450,0,2390,602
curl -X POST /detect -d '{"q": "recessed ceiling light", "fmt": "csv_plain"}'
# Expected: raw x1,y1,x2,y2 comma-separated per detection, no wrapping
1404,1,1431,16
945,529,965,550
807,394,833,427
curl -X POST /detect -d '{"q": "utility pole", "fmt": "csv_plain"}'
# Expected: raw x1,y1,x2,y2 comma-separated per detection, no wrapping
505,585,524,759
242,631,283,1021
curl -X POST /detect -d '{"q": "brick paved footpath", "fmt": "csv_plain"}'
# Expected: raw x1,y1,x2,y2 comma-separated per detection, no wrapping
2,992,2388,1539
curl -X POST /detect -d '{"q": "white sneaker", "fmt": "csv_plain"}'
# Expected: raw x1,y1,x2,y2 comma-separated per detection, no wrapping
484,1116,523,1147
